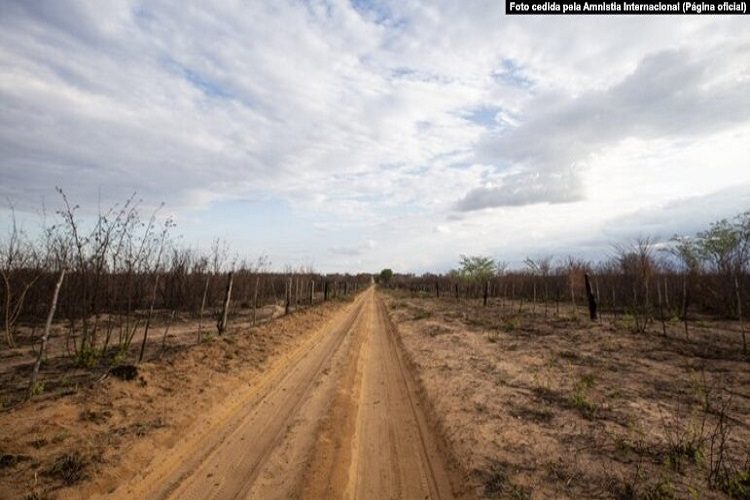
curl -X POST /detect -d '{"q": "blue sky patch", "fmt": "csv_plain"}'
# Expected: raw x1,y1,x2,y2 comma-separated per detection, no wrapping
493,59,534,89
464,105,503,129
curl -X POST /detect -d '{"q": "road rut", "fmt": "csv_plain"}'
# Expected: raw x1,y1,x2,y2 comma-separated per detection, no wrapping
112,287,460,499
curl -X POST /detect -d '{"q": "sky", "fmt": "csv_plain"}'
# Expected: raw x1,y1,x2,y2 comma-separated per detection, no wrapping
1,1,749,273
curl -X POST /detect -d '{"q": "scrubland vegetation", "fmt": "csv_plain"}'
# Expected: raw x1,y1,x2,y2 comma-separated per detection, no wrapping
3,190,748,499
384,211,750,350
379,211,750,498
0,191,369,407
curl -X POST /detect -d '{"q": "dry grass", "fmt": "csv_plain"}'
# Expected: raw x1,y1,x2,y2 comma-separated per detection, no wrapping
0,300,350,498
383,289,750,499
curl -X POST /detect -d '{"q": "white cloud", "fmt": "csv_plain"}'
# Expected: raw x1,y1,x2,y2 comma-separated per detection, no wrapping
0,1,748,271
467,45,750,210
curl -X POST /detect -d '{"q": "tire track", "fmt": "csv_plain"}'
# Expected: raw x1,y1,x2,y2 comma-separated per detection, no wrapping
112,288,466,499
114,292,368,499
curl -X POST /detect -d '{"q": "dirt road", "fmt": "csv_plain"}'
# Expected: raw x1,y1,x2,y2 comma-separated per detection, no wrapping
111,287,460,499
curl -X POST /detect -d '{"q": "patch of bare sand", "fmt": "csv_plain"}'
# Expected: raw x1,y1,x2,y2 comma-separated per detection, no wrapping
0,300,351,499
383,291,750,499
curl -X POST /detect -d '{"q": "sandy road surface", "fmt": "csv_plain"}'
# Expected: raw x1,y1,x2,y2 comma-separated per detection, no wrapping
111,287,460,499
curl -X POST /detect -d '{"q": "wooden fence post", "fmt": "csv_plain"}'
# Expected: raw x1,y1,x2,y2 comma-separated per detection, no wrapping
217,272,233,334
28,269,65,400
584,273,597,321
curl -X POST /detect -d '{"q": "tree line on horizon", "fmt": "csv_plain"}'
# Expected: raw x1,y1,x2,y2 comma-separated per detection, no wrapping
0,190,371,368
379,210,749,351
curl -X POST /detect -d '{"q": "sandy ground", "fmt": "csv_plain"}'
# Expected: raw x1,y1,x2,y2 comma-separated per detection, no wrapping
0,300,292,408
0,288,470,499
6,286,746,499
113,287,464,499
0,298,342,498
382,290,750,499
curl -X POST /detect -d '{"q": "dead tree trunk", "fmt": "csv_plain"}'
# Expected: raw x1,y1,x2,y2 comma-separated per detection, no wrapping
101,315,114,359
27,269,65,400
138,274,160,363
160,310,176,356
324,281,329,301
657,281,667,337
198,274,210,343
483,281,489,306
584,273,597,321
123,319,141,353
736,275,746,354
594,277,601,323
217,272,233,335
682,275,689,339
633,286,641,333
570,278,578,319
611,287,617,320
310,280,315,305
252,275,260,326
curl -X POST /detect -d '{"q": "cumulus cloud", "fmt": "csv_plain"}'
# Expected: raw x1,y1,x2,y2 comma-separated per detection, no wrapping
602,184,750,242
460,45,750,210
0,1,748,271
454,167,584,211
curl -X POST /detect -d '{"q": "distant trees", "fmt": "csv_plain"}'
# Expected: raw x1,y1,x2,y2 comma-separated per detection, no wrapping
1,207,43,347
667,235,701,337
615,237,654,333
678,212,750,351
694,212,750,319
458,255,495,283
0,191,371,362
379,268,393,286
383,210,749,349
524,256,552,315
